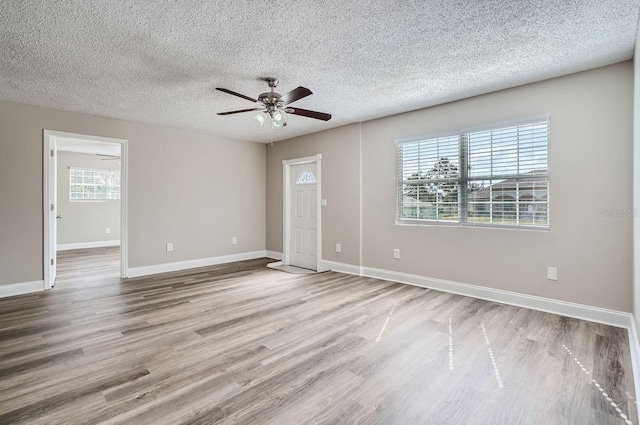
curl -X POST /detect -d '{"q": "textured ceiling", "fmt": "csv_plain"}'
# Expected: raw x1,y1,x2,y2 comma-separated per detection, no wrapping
1,1,638,143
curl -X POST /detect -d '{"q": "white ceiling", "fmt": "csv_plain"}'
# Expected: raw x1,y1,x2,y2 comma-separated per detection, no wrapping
1,1,638,143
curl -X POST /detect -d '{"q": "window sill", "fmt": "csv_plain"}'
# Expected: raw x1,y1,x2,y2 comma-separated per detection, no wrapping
396,219,550,232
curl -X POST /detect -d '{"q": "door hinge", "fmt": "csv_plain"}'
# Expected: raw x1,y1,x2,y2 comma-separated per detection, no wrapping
51,204,54,211
51,259,54,266
50,149,54,157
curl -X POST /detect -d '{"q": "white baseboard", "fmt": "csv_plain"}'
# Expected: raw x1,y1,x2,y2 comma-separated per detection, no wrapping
321,260,640,395
127,250,269,278
292,255,640,328
318,259,631,329
320,260,362,276
0,280,46,298
266,250,282,260
361,265,632,329
57,240,120,251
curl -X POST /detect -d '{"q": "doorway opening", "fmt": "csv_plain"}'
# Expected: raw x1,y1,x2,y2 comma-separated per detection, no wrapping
43,130,128,288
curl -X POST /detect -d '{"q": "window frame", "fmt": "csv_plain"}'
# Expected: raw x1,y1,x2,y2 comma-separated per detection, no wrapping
69,167,121,202
395,115,550,230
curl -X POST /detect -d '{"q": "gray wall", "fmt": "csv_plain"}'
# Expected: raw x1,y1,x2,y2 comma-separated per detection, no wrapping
56,151,121,246
266,124,362,265
1,62,633,313
267,61,634,312
0,100,266,285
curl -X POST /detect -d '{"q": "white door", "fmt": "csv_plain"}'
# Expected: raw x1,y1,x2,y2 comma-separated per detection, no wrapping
290,163,318,270
47,140,57,287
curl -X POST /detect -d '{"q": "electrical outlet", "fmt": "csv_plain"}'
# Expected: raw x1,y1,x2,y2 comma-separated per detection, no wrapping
166,243,173,252
547,266,557,281
232,237,237,245
105,227,110,234
393,248,400,259
336,243,341,253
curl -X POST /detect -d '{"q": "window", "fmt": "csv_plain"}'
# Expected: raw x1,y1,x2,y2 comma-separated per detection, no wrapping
70,168,120,200
396,117,549,229
296,170,317,185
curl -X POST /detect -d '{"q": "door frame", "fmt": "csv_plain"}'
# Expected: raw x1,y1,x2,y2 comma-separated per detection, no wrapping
43,130,129,289
282,154,322,271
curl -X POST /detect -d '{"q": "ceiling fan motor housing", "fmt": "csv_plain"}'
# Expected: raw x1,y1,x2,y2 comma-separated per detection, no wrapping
258,92,283,107
259,77,284,109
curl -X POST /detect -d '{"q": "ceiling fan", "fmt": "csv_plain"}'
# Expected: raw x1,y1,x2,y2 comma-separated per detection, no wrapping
216,78,331,128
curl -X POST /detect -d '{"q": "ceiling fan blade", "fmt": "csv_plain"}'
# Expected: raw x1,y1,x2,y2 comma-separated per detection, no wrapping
215,87,259,103
288,107,332,121
217,108,263,116
280,86,313,105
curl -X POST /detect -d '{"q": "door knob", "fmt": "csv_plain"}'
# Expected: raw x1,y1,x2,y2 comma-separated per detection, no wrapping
56,215,62,219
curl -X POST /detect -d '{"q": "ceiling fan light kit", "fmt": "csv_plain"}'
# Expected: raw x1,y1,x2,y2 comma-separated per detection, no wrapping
253,113,267,127
216,77,331,130
252,109,287,129
270,110,287,128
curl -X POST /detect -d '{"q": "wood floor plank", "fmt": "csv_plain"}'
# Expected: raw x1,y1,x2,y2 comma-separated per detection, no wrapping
0,247,637,424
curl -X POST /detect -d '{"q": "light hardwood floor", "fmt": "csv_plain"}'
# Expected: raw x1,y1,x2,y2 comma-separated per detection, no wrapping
0,247,637,424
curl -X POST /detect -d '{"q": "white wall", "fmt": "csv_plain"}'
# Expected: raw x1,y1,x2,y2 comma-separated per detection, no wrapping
56,151,120,247
267,61,634,312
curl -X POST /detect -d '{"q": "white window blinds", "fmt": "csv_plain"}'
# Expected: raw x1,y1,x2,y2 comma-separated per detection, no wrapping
397,134,459,222
396,117,549,229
